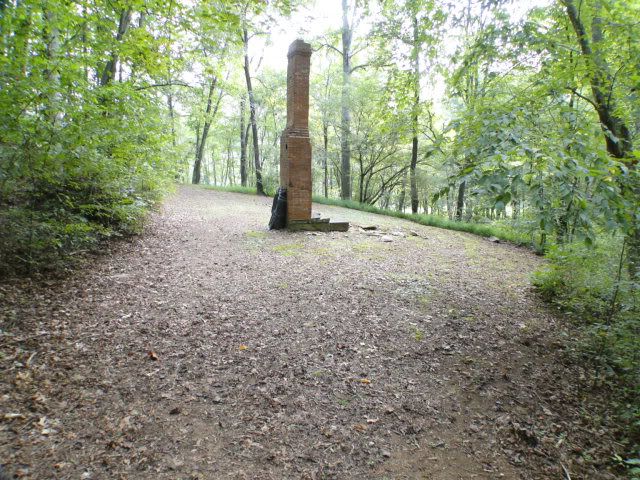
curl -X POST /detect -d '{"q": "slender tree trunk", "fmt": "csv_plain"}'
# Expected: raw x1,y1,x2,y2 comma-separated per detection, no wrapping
323,122,329,198
511,199,519,220
193,77,222,185
203,154,211,184
563,0,638,279
398,169,407,212
100,9,132,87
212,149,218,186
13,0,31,77
225,142,232,185
239,98,248,187
358,154,365,203
455,180,466,221
563,0,632,159
167,93,177,148
43,5,61,126
340,0,352,200
410,14,420,214
193,121,201,183
242,27,265,195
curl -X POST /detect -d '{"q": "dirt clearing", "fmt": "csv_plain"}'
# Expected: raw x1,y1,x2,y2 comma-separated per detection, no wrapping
0,186,622,479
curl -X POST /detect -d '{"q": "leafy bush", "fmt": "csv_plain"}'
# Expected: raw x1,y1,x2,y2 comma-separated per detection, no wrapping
533,238,640,454
0,174,164,276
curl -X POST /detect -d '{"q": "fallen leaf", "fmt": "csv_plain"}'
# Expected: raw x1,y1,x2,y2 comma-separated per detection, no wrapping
360,378,371,385
353,423,368,432
238,345,248,351
119,416,132,430
147,350,158,361
3,413,26,420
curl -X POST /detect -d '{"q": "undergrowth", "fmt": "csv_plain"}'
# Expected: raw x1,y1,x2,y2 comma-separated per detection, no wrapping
533,238,640,473
0,177,169,277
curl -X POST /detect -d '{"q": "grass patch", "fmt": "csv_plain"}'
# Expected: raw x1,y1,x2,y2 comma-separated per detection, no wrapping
272,243,304,256
245,230,267,239
352,240,386,253
462,238,481,261
417,294,431,306
202,184,262,196
196,185,534,248
311,195,532,248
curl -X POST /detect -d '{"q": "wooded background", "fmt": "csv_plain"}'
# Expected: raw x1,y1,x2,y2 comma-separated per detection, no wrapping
0,0,638,462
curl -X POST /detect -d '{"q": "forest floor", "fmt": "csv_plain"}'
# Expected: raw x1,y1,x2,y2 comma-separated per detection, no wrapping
0,185,626,480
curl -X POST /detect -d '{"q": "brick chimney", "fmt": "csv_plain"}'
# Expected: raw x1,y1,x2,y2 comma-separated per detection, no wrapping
280,39,313,222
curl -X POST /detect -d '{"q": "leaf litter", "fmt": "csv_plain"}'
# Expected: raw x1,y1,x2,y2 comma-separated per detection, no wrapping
0,186,625,479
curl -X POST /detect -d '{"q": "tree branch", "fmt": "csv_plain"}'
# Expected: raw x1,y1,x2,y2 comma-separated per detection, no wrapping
320,42,344,57
134,81,193,90
349,63,370,74
566,87,598,109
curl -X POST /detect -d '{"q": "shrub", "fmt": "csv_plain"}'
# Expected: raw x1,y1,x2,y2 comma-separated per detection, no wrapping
533,238,640,452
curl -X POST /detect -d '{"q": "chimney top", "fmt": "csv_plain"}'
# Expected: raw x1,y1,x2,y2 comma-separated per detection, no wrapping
288,39,312,57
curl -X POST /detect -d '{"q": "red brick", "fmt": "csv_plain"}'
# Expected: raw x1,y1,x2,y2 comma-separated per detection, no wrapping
280,40,313,223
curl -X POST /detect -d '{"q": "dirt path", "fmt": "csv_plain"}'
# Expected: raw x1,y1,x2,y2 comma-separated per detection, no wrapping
1,186,622,479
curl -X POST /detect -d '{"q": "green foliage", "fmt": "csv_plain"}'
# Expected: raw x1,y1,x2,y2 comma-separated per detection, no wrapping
0,0,181,276
312,194,530,246
203,184,267,196
533,238,640,449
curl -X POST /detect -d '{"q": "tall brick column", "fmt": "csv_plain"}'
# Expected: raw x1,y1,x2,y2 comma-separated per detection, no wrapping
280,39,312,222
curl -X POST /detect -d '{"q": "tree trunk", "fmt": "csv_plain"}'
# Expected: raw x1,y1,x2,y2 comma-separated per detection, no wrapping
167,93,177,148
43,5,61,126
211,148,218,186
240,98,248,186
398,169,407,212
225,141,232,185
13,0,32,77
243,27,265,196
563,0,632,160
410,14,420,214
340,0,352,200
323,122,329,198
100,9,132,87
193,121,201,183
193,77,222,185
358,154,365,203
455,180,466,221
563,0,638,278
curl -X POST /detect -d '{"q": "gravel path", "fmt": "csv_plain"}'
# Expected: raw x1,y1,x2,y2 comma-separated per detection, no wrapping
0,186,622,479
